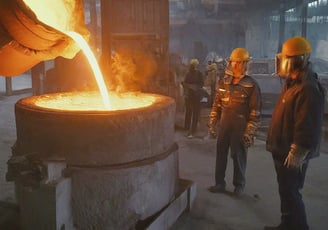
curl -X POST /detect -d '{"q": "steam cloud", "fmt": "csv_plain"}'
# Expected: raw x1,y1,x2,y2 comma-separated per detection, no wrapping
109,49,158,93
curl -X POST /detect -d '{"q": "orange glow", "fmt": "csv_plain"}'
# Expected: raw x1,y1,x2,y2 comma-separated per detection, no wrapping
34,92,156,111
22,0,74,32
65,31,110,109
23,0,110,109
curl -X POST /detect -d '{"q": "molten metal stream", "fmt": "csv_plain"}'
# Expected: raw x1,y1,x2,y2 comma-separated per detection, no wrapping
65,32,111,109
23,0,111,109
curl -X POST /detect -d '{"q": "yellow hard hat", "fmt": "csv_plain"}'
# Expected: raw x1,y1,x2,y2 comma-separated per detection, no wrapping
281,36,312,57
190,58,199,66
229,48,250,62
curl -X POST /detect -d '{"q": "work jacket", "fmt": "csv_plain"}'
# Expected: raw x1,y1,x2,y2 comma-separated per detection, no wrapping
209,74,262,136
266,68,325,160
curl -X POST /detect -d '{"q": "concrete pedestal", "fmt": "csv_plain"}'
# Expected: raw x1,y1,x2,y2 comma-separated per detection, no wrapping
15,162,73,230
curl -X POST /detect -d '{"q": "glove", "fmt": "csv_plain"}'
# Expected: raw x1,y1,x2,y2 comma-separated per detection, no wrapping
208,124,217,138
284,144,309,170
207,118,217,138
243,134,254,148
207,111,218,138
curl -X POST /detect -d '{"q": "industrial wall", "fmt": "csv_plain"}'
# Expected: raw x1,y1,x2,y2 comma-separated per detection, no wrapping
169,12,328,67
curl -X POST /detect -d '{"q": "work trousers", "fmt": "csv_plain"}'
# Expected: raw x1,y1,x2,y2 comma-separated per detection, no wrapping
184,96,201,135
273,158,309,230
215,113,247,188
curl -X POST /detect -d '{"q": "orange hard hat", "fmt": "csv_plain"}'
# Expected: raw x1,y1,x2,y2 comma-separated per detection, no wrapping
228,48,250,62
281,36,312,57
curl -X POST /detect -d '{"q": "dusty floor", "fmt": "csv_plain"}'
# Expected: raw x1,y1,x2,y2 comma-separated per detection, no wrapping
1,75,328,230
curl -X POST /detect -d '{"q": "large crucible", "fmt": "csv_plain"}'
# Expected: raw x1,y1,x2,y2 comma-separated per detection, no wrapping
11,91,178,229
3,0,181,228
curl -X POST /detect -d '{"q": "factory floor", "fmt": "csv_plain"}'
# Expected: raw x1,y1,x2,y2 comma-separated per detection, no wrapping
1,75,328,230
171,106,328,230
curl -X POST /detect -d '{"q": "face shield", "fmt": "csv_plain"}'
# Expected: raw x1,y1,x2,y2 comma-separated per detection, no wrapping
275,53,309,78
225,59,248,78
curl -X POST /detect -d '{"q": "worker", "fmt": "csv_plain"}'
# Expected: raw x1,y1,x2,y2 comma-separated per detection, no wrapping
208,48,262,196
204,61,218,106
183,58,204,138
264,36,325,230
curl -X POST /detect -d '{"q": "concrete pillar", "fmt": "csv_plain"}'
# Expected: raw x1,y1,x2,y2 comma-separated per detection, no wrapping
301,0,308,37
278,4,286,53
5,77,12,96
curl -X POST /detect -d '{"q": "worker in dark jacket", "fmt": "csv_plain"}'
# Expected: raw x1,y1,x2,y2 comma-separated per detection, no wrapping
207,48,262,196
183,58,204,138
264,36,325,230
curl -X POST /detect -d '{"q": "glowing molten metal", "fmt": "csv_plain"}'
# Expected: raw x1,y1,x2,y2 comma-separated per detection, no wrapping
34,92,156,111
23,0,111,109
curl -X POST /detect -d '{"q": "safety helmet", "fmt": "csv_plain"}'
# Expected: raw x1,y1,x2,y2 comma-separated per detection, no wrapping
228,48,250,62
280,36,312,57
190,58,199,66
276,36,312,78
225,48,250,77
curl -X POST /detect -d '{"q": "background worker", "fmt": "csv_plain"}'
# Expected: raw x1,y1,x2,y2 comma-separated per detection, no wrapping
265,36,325,230
182,58,204,138
204,61,218,106
208,48,261,196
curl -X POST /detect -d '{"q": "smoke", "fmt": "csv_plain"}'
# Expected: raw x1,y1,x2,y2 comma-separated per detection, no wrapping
315,36,328,62
109,49,158,93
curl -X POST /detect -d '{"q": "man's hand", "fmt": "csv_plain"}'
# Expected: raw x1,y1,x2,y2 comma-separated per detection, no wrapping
207,122,217,138
208,111,218,138
284,144,309,170
243,134,254,148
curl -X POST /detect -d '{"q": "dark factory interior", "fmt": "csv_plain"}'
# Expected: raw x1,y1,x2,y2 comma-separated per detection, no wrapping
0,0,328,229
